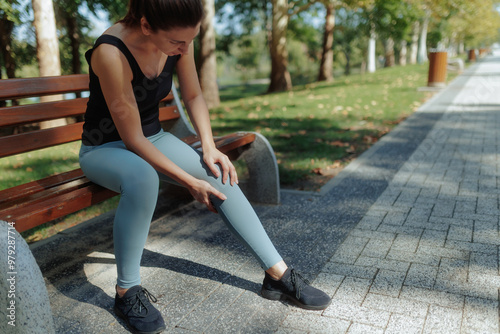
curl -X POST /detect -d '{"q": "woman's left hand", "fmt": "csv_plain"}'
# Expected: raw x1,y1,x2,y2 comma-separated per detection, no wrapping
203,146,238,186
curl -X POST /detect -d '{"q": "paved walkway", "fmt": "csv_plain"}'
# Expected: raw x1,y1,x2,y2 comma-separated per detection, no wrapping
31,51,500,333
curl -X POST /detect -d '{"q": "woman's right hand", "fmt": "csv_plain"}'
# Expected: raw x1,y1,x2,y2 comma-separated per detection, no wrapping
188,179,227,213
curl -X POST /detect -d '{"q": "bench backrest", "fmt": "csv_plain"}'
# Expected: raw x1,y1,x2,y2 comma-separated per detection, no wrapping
0,74,181,158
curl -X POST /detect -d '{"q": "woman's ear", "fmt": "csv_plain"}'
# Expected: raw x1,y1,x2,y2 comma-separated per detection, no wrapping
140,17,153,35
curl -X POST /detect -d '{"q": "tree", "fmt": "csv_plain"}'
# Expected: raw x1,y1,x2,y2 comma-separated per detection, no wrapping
0,0,19,80
317,0,372,80
54,0,127,75
371,0,412,68
333,8,366,75
268,0,292,92
442,0,500,51
318,1,335,81
54,0,86,75
32,0,61,78
199,0,220,108
32,0,65,129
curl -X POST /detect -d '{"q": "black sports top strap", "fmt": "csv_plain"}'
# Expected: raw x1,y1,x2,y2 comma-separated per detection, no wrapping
90,35,143,80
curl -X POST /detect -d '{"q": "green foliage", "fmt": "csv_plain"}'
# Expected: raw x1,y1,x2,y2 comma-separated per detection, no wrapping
0,0,20,23
371,0,414,41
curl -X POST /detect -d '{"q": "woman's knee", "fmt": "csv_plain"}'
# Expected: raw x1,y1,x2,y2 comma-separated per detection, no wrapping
121,163,159,198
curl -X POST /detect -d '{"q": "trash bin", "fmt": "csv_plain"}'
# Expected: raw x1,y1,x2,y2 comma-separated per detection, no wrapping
468,49,476,62
427,50,447,88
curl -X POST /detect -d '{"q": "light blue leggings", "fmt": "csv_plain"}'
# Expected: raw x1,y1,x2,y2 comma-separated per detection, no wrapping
79,130,283,288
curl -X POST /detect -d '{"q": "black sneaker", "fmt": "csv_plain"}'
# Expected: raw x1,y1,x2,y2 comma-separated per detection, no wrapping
261,267,331,310
114,286,166,334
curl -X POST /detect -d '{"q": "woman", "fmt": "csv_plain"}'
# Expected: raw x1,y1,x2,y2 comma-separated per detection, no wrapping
79,0,331,333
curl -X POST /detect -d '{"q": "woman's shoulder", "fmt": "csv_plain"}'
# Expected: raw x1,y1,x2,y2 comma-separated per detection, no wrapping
101,23,125,38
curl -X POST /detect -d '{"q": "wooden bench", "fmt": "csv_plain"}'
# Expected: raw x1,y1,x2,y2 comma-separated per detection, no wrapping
0,74,280,233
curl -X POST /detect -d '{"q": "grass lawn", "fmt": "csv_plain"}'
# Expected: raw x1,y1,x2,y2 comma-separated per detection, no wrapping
211,63,443,188
1,62,459,242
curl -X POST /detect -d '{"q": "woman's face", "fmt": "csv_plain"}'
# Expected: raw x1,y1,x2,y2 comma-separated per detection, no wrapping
142,19,200,56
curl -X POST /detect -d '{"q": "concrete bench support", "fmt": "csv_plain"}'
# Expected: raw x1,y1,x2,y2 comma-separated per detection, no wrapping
0,221,55,333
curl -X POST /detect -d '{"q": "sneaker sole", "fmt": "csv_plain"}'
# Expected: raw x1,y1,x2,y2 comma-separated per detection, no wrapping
261,288,331,311
114,305,166,334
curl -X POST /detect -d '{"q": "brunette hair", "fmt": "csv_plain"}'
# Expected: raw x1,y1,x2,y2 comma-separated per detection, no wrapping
119,0,204,31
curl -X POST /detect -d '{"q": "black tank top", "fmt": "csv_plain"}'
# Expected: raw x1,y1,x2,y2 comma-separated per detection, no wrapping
81,35,180,146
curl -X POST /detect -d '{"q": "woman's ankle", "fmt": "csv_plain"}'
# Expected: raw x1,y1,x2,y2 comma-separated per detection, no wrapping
116,285,129,298
265,260,288,280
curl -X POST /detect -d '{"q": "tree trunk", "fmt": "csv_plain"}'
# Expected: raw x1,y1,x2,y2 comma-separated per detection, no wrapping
384,37,395,67
198,0,220,108
367,25,376,73
32,0,65,129
318,2,335,82
417,14,429,63
399,40,407,66
409,20,419,64
268,0,292,93
66,13,81,75
0,16,16,79
458,41,464,54
0,13,16,108
343,50,351,76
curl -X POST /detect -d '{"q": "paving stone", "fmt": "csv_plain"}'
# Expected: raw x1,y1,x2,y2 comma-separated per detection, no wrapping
370,269,406,298
355,256,410,273
355,215,383,231
422,305,463,334
347,323,384,334
350,229,395,241
447,224,473,242
360,238,393,259
332,235,369,264
281,312,351,333
404,263,438,289
400,286,464,309
416,245,469,260
203,291,262,333
322,262,377,280
383,210,409,226
331,277,372,306
419,228,448,248
362,293,429,318
177,284,243,332
385,313,425,334
462,296,500,334
445,239,498,255
473,219,500,245
313,273,344,297
324,301,390,328
432,199,456,218
386,248,440,266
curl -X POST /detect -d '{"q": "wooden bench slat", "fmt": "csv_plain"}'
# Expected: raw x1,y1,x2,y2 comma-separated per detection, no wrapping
0,185,117,233
0,169,85,206
214,133,256,154
158,105,180,122
0,177,93,212
0,98,89,127
0,74,90,100
0,122,84,158
184,132,256,154
0,95,177,127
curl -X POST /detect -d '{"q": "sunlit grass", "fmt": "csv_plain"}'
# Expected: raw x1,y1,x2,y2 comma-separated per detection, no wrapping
211,63,445,187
